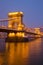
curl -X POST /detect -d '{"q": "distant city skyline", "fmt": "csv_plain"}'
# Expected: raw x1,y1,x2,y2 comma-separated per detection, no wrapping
0,0,43,28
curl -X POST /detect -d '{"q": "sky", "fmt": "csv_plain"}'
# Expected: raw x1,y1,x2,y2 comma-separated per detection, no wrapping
0,0,43,28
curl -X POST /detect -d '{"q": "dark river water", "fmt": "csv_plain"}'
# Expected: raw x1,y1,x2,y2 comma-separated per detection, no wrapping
0,38,43,65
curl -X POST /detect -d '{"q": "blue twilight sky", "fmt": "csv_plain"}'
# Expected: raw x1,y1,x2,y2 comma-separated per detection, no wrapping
0,0,43,28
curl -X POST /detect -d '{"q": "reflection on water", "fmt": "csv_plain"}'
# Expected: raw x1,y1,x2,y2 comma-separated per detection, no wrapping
0,38,43,65
6,42,30,65
29,38,42,65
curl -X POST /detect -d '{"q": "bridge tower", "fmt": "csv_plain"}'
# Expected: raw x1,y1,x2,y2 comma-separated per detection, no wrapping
34,28,41,37
8,11,24,37
8,12,24,29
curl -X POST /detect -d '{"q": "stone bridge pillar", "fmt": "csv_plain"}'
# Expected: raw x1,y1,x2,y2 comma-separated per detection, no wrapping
8,12,24,37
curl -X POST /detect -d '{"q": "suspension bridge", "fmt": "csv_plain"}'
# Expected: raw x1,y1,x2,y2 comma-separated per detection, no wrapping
0,12,41,40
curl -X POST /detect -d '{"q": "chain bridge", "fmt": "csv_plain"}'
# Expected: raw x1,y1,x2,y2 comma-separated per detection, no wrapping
0,12,41,38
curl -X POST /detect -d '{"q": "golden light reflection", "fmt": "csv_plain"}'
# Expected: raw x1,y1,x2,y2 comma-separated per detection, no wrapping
22,43,30,58
7,43,15,64
0,54,4,65
6,38,42,65
6,42,30,65
30,38,41,54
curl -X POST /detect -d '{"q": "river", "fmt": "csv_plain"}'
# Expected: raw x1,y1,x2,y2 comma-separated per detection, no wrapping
0,38,43,65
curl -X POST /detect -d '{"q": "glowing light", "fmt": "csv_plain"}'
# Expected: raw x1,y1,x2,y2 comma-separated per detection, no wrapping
8,25,12,28
22,33,24,37
18,27,22,30
34,28,40,34
16,32,21,37
17,24,24,30
16,32,24,37
8,12,23,16
8,33,15,37
8,12,19,15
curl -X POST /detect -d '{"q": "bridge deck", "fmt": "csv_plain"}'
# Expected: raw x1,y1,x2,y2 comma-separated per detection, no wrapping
0,27,38,35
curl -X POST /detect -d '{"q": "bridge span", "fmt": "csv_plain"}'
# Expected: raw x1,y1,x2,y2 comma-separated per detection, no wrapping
0,11,41,39
0,26,39,35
